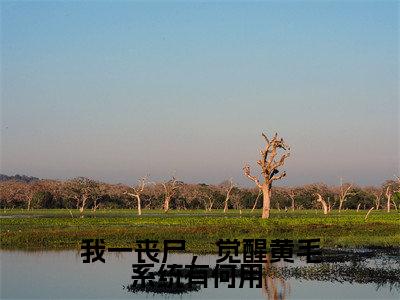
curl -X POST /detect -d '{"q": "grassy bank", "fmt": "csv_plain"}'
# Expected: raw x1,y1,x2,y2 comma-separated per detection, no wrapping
1,209,399,253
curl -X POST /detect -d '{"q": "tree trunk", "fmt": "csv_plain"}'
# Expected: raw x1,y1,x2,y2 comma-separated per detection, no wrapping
203,200,208,212
375,198,380,210
386,186,392,213
338,200,343,213
261,186,271,219
317,194,328,215
356,203,361,212
209,200,214,212
93,199,98,212
137,196,142,216
164,196,170,212
79,195,87,217
79,195,87,214
223,199,229,213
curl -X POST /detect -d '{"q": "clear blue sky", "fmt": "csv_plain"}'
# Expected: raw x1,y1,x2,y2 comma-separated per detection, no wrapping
1,1,398,186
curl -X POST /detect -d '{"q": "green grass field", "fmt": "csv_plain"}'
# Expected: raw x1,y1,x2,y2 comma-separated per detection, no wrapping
1,209,399,253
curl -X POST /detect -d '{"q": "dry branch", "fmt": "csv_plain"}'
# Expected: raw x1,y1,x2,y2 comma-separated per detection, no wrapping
365,207,374,220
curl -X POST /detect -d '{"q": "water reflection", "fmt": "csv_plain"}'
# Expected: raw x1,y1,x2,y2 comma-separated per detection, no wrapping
122,257,290,299
1,248,399,299
121,249,399,299
262,255,290,300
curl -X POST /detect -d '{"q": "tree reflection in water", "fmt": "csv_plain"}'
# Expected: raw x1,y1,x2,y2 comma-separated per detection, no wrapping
262,254,290,300
123,248,399,297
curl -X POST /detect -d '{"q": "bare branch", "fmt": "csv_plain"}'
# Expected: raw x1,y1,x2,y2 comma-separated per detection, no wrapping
270,171,286,182
365,207,374,220
261,132,270,143
243,164,262,189
271,152,291,170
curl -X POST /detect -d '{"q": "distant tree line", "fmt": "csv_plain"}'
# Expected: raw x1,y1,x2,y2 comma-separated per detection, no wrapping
0,174,39,183
0,175,399,213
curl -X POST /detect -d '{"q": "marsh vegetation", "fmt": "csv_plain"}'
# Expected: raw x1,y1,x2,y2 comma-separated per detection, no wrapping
1,209,399,252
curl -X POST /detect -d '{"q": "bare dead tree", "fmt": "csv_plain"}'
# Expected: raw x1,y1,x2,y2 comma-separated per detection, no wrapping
125,176,150,216
64,178,99,216
288,188,296,211
243,132,290,219
230,192,243,214
316,193,328,215
338,178,353,212
195,186,215,212
204,194,214,212
91,183,108,213
383,178,399,212
162,177,179,212
374,190,382,210
385,186,392,213
223,179,234,213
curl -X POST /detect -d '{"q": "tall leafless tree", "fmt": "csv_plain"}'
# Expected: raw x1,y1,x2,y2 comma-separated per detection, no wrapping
316,193,328,215
338,178,353,212
385,186,392,212
383,179,399,212
243,132,290,219
222,179,235,213
64,178,100,216
288,188,297,211
125,176,150,216
162,177,179,212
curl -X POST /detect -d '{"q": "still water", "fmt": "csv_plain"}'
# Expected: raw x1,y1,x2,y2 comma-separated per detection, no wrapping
1,250,399,299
